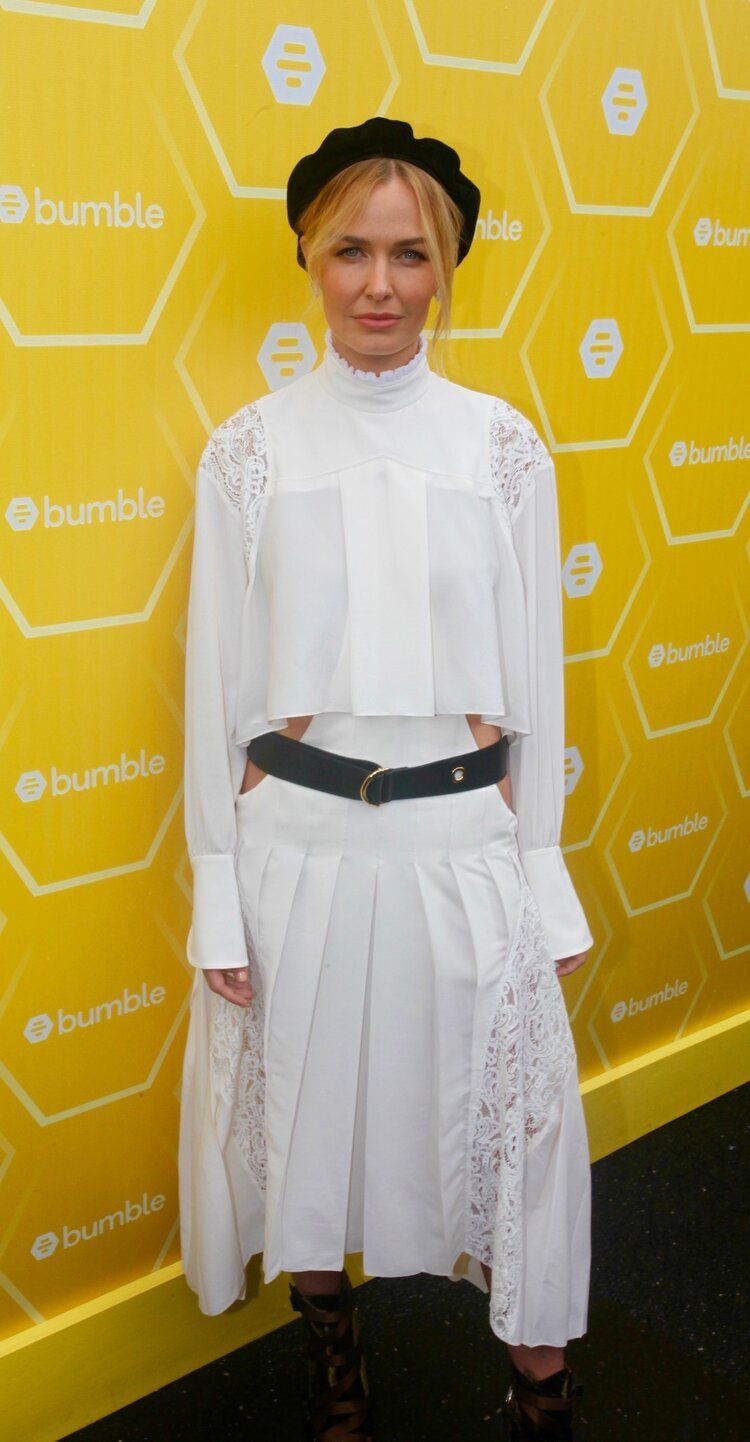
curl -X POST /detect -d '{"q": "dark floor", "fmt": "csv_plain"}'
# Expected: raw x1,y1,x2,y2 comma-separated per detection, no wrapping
69,1083,748,1441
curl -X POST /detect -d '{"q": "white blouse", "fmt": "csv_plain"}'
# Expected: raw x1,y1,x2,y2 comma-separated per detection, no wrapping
184,329,594,968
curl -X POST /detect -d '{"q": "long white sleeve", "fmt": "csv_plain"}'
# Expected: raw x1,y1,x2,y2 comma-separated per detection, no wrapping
184,436,250,970
507,447,594,961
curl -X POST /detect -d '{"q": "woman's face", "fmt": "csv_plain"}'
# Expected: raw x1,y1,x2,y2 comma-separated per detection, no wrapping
301,174,438,374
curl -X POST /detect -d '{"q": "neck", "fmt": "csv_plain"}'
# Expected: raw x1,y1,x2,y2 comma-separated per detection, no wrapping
318,327,433,412
328,334,421,375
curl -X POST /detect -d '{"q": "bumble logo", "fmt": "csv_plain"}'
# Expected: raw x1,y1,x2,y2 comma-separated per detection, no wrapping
0,184,164,230
628,812,709,852
24,1014,54,1044
669,435,750,467
30,1192,166,1259
0,185,29,224
610,978,688,1023
693,217,750,249
15,750,166,804
602,68,647,137
4,497,38,532
262,25,325,106
564,746,584,797
24,985,166,1044
15,771,46,804
30,1232,59,1260
258,323,317,389
562,542,603,598
5,489,165,532
474,209,524,243
579,319,623,379
647,633,730,668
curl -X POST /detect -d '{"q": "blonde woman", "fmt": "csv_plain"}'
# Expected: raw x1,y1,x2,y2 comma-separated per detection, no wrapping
179,117,593,1442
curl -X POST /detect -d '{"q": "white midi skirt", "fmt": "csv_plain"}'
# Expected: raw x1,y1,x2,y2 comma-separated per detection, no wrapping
178,712,591,1348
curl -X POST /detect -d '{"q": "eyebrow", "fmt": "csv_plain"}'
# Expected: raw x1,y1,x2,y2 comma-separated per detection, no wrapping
338,234,427,246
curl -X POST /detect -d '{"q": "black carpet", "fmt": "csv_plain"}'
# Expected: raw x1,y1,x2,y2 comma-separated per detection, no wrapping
67,1082,749,1441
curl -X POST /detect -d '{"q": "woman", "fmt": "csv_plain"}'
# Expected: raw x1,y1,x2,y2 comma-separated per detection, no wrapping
179,117,594,1442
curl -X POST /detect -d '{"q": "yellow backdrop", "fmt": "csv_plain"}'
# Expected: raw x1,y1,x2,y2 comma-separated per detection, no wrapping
0,1,748,1436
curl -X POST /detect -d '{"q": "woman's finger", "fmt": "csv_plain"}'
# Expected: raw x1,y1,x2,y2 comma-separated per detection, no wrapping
204,967,255,1006
555,952,589,976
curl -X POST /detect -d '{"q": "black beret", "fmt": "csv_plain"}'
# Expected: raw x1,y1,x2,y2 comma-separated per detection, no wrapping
286,116,481,269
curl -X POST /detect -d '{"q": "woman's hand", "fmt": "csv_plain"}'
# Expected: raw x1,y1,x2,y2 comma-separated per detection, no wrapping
464,715,514,812
238,717,315,795
204,966,254,1007
496,775,514,812
219,723,316,1007
239,756,268,794
554,951,590,977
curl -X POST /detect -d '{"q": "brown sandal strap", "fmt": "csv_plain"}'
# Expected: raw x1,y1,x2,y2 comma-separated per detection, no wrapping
506,1367,582,1437
309,1371,368,1419
514,1383,578,1414
290,1277,372,1440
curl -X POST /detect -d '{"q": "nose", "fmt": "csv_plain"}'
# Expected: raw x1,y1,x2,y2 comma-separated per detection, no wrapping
364,260,394,299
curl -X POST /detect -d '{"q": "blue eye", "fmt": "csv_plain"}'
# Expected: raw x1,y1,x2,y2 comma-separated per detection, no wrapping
336,247,426,261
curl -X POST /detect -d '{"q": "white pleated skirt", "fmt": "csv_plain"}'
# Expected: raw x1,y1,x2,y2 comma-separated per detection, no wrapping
178,712,591,1348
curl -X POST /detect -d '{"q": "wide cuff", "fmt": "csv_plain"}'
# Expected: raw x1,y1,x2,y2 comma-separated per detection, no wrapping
518,845,594,962
187,853,248,970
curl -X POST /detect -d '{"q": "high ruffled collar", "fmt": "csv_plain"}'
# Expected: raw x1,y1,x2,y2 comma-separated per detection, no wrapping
317,326,433,411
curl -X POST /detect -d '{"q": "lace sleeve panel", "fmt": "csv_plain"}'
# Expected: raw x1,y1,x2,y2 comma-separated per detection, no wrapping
488,396,549,522
202,401,269,571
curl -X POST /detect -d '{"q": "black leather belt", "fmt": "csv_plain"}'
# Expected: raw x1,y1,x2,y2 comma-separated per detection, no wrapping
245,729,509,807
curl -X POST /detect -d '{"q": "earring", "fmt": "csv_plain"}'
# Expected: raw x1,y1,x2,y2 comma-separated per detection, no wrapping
311,282,320,296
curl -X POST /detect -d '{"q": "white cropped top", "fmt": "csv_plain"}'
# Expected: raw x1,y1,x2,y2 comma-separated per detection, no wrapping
184,329,594,968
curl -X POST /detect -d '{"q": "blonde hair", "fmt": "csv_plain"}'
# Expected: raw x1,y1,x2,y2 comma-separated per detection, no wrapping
296,156,465,379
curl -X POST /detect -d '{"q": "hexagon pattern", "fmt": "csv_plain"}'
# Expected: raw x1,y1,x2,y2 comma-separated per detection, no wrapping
0,0,747,1343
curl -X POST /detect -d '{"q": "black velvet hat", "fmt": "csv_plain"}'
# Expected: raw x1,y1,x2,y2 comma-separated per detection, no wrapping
286,116,481,269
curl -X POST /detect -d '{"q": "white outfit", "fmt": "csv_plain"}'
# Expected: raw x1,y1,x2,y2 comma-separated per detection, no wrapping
178,330,593,1347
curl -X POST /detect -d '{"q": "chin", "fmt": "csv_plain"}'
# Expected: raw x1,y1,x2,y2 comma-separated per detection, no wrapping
332,321,423,361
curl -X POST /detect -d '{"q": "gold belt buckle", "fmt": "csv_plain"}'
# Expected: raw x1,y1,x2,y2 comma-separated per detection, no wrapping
360,765,389,805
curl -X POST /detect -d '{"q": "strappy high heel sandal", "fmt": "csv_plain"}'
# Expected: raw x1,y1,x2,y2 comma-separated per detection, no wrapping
502,1360,583,1440
289,1268,373,1441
